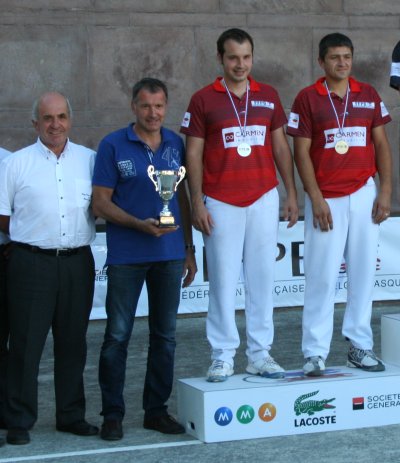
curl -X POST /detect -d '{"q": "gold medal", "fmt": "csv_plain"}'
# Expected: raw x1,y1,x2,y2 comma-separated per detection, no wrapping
237,143,252,157
222,78,252,158
335,140,349,155
325,81,351,155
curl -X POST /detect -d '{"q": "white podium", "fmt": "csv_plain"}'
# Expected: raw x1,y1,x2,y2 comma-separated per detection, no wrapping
178,365,400,443
381,313,400,366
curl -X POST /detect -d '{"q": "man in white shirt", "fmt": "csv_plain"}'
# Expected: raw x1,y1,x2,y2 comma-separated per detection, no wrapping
0,146,11,447
0,92,98,445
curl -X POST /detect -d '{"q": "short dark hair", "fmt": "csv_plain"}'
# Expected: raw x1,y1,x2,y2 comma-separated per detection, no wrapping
131,78,168,102
217,28,254,58
319,33,354,61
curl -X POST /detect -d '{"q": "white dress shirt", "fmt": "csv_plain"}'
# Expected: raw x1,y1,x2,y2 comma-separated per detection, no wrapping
0,147,11,245
0,139,96,249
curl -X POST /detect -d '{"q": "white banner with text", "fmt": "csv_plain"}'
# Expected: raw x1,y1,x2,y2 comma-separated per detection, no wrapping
90,217,400,319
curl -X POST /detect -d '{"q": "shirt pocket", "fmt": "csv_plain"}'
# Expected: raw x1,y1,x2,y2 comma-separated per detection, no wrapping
75,179,92,207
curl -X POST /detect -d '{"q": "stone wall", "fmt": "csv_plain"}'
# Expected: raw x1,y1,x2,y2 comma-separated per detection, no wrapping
1,1,399,212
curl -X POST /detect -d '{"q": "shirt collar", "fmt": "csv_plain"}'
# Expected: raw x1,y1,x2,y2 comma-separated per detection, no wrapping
314,76,361,96
127,124,173,144
212,75,261,93
36,137,70,159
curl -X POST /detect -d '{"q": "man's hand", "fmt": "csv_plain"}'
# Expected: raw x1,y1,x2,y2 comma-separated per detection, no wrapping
311,197,333,231
182,250,197,288
139,218,179,237
282,193,299,228
372,191,391,224
191,200,214,235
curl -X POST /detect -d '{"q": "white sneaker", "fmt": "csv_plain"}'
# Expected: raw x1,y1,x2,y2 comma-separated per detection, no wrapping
303,356,325,377
206,360,234,382
246,355,285,379
347,345,385,372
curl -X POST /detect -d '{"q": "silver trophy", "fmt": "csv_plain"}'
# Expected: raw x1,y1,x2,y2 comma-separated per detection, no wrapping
147,165,186,227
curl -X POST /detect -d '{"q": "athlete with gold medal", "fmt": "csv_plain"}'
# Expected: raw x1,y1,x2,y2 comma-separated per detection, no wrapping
287,33,392,377
181,28,298,383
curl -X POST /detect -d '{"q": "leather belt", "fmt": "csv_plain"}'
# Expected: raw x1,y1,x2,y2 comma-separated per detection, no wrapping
14,242,88,257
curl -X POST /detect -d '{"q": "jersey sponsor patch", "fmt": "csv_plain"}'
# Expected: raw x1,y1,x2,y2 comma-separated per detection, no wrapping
222,125,266,148
380,101,389,118
251,100,274,109
181,112,191,128
288,112,299,129
117,159,136,178
352,102,375,109
324,126,366,149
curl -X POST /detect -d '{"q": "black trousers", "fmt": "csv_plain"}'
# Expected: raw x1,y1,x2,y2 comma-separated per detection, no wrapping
0,244,8,424
5,244,95,429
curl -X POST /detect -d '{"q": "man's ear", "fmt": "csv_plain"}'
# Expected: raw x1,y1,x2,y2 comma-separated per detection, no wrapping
130,101,136,116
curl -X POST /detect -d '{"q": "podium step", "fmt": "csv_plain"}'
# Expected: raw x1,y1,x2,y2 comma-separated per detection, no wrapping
177,364,400,443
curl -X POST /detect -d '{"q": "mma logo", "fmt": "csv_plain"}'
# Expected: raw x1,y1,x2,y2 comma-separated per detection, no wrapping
258,403,277,422
236,405,255,424
214,407,233,426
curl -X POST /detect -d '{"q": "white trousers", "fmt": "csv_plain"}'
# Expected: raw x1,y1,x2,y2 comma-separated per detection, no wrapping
302,178,379,359
204,189,279,365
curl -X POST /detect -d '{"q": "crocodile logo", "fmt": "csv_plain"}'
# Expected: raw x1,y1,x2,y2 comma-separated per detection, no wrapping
294,390,336,416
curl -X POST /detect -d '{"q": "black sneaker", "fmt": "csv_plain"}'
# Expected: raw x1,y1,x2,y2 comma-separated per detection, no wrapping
347,345,385,372
100,420,123,441
143,414,185,434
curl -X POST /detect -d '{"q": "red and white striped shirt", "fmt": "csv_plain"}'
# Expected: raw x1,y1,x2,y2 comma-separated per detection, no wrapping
287,77,391,198
181,76,287,207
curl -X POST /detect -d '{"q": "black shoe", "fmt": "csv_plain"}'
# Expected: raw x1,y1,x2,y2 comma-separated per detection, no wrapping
6,427,30,445
56,420,99,436
0,435,5,447
100,420,123,441
143,414,185,435
0,417,7,430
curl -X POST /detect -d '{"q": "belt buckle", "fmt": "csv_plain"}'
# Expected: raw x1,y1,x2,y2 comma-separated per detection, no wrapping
56,248,69,256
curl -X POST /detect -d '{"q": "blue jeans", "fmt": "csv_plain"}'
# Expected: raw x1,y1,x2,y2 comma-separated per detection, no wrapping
99,260,184,420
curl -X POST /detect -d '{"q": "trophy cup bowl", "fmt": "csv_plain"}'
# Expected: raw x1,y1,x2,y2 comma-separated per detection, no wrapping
147,165,186,227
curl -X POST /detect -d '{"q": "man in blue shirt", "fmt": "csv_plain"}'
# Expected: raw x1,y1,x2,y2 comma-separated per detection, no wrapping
92,78,197,440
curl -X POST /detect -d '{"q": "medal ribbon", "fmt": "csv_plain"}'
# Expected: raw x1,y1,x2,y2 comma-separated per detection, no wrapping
324,80,350,138
222,78,249,140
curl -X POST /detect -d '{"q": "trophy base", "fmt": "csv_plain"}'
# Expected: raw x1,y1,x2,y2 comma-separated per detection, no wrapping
158,215,176,228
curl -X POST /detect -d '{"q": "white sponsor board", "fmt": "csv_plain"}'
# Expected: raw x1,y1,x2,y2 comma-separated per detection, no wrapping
90,217,400,319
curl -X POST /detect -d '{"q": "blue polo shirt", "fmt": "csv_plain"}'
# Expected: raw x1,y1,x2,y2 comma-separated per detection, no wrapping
93,124,186,265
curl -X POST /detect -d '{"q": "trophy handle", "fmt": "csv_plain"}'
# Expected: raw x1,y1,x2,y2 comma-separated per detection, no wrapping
147,165,159,192
174,166,186,191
